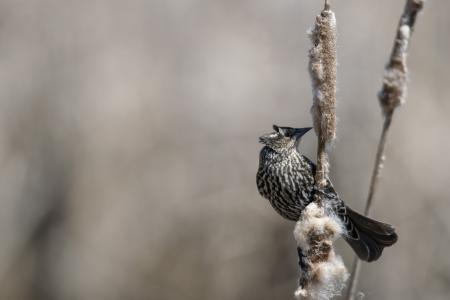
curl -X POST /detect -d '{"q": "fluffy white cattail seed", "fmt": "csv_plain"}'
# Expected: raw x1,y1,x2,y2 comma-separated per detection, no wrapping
293,203,349,300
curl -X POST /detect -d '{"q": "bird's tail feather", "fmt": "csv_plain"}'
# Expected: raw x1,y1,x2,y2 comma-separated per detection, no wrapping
343,206,398,262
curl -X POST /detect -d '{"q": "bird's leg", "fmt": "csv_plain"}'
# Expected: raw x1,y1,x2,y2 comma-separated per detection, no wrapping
297,247,311,288
297,247,308,270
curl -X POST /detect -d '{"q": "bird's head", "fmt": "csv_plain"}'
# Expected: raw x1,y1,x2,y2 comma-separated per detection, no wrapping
259,125,312,152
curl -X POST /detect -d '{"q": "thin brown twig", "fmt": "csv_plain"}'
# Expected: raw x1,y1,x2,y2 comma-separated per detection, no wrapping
365,114,393,216
346,1,425,299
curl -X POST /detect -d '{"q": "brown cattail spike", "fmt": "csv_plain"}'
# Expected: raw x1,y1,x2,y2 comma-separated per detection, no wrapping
309,5,337,193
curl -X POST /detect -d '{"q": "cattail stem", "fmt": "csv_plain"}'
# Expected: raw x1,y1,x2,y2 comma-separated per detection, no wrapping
346,1,425,299
365,113,393,216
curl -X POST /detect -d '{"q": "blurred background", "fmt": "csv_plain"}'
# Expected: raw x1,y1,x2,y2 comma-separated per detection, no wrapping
0,0,449,299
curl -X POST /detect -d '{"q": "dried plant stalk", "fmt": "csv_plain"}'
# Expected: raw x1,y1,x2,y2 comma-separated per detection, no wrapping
294,204,348,299
294,3,348,299
309,5,337,189
346,1,425,299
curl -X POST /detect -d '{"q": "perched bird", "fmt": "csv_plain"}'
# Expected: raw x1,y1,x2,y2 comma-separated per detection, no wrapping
256,125,397,262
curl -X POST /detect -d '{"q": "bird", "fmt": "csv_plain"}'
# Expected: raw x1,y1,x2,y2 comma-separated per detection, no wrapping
256,125,397,262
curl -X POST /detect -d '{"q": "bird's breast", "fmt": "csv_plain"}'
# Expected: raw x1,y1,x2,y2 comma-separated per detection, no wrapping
256,150,314,218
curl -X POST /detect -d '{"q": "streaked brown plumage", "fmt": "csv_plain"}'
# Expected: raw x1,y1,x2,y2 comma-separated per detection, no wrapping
256,125,397,262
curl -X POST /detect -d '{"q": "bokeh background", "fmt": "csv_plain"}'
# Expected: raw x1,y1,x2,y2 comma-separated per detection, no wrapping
0,0,449,299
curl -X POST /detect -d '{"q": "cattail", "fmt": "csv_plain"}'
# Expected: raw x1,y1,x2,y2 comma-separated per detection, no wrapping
346,1,425,299
309,4,337,188
378,0,425,116
294,3,348,299
294,203,349,300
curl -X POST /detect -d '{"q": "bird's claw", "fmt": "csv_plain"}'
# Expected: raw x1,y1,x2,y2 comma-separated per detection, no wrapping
313,187,333,199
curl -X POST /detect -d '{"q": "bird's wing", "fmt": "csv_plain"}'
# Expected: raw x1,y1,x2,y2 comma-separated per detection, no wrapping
300,155,355,236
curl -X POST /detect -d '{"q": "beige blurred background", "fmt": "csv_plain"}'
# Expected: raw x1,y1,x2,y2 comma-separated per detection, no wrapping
0,0,449,299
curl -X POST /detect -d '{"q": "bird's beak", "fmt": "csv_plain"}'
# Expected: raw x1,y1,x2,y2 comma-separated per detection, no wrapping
293,127,313,138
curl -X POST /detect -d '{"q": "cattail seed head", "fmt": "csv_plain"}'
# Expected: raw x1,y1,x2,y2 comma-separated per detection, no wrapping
294,203,349,300
309,9,337,148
